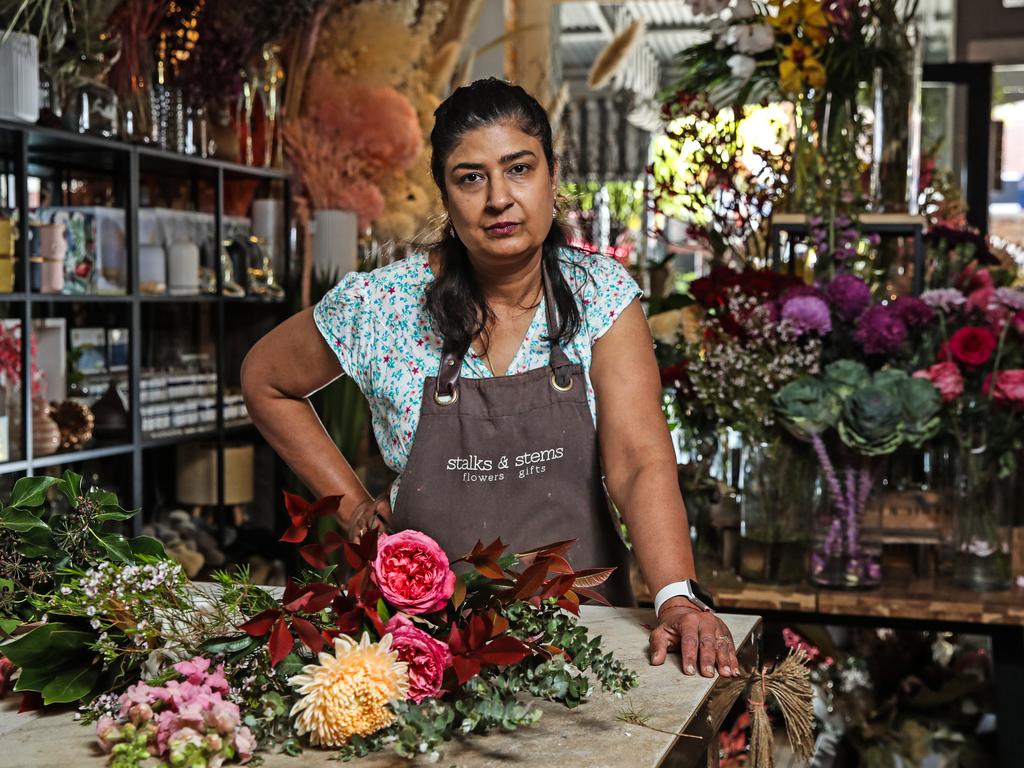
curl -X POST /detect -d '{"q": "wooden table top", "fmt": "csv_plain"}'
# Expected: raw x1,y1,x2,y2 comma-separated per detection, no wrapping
0,607,761,768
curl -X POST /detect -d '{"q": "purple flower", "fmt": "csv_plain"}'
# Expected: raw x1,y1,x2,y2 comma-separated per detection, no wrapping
782,295,833,335
994,287,1024,312
854,304,907,354
920,288,966,312
825,273,872,321
892,296,935,328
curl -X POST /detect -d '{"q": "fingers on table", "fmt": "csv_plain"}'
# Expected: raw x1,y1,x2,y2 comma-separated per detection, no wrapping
678,613,702,675
710,617,739,677
648,624,672,666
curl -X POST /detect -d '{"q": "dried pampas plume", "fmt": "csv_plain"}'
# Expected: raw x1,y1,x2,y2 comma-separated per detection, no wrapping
587,19,646,91
427,41,462,94
545,82,571,132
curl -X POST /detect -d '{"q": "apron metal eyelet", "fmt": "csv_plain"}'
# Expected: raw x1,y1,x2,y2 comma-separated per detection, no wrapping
550,373,574,392
433,388,459,406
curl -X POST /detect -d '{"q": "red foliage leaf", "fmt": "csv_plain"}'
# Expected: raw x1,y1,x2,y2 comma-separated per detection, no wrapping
452,655,482,686
515,539,576,566
447,625,468,655
461,538,507,579
572,568,616,590
489,613,509,638
290,616,325,654
466,613,491,651
238,609,282,637
542,553,574,575
299,544,330,570
475,636,532,666
573,586,611,606
452,576,467,610
268,617,294,667
342,528,380,570
540,574,576,600
284,582,339,613
508,561,550,602
19,691,43,712
279,524,307,544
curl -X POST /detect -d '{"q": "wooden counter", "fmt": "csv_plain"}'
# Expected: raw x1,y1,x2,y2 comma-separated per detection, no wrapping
0,607,761,767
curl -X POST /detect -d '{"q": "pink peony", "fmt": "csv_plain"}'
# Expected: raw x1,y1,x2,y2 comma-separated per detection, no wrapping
914,362,964,402
372,531,456,615
983,370,1024,407
386,615,452,703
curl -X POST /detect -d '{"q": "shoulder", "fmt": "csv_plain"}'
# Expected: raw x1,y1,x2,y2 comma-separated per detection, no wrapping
556,247,637,295
350,251,433,302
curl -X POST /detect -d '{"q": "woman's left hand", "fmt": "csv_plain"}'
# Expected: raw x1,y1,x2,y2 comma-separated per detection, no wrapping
649,603,741,678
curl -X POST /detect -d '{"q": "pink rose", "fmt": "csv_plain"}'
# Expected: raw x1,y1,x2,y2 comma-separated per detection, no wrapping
983,370,1024,408
385,615,452,703
914,361,964,403
372,531,456,615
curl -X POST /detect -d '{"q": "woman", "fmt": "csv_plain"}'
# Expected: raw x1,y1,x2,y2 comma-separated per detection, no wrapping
241,78,739,678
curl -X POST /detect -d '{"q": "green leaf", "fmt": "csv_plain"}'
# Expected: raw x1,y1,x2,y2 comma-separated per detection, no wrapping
376,598,392,623
94,508,134,522
16,526,57,558
94,532,132,563
40,664,101,704
0,507,49,534
0,623,95,667
87,488,119,507
201,634,259,656
128,535,166,559
9,476,60,509
0,617,21,635
58,471,84,506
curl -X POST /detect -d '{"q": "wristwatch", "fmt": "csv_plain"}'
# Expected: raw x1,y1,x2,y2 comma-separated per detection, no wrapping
654,580,716,617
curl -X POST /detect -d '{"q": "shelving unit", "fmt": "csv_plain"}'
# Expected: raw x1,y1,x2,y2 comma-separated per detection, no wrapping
0,118,292,534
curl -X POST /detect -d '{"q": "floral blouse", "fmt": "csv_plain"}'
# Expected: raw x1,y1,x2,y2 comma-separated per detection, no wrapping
313,248,642,502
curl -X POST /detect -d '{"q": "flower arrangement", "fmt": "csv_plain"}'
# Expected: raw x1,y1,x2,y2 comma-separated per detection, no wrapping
774,360,942,586
0,479,638,764
910,273,1024,589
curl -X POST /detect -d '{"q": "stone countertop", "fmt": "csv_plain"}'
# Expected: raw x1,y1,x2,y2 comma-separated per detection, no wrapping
0,607,761,767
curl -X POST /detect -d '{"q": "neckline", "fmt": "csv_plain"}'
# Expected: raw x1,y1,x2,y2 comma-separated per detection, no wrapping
469,294,546,378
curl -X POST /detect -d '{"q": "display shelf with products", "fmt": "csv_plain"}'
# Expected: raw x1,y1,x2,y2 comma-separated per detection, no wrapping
0,118,291,536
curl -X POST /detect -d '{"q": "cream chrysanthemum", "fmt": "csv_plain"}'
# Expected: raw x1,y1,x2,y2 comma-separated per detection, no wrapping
288,633,409,747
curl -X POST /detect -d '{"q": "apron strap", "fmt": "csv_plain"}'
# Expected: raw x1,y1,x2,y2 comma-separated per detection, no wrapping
434,257,574,400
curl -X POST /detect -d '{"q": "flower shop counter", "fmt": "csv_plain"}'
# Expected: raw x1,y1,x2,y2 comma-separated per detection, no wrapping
0,607,761,767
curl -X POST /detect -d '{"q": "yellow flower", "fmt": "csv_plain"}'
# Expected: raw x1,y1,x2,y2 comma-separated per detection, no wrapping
769,2,801,35
799,0,830,46
779,40,827,94
289,633,409,747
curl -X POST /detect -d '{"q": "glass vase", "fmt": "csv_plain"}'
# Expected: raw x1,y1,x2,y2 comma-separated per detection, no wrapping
787,95,820,213
809,441,882,589
953,449,1012,591
739,439,815,583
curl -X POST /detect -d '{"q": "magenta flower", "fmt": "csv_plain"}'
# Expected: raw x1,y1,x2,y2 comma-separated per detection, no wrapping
892,296,935,328
782,295,833,335
854,304,907,354
825,274,872,321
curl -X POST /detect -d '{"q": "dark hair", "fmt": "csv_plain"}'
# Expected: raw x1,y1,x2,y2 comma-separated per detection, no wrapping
425,78,581,356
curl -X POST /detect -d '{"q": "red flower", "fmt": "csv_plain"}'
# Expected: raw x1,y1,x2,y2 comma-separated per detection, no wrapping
948,326,997,367
983,370,1024,408
914,362,964,403
385,615,452,703
371,531,455,615
0,656,15,698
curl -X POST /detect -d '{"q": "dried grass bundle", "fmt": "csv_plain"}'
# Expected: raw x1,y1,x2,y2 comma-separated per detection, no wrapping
587,19,646,91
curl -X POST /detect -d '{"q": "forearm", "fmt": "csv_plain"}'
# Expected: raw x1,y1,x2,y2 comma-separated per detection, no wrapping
243,384,372,525
609,460,697,598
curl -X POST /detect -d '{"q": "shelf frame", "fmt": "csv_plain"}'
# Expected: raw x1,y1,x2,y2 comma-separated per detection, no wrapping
0,120,290,533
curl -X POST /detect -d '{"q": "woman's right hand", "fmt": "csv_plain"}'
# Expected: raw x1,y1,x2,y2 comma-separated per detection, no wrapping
342,495,394,542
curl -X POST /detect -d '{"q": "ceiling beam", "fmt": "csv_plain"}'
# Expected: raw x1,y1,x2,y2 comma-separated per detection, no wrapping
560,26,705,45
584,1,614,37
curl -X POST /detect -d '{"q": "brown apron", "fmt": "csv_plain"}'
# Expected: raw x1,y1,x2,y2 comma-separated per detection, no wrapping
392,263,635,606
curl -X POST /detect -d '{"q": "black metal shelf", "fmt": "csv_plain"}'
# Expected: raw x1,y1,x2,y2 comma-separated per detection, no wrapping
1,117,289,181
0,119,292,531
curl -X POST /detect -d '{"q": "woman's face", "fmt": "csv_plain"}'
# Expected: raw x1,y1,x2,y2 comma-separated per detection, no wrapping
443,121,556,265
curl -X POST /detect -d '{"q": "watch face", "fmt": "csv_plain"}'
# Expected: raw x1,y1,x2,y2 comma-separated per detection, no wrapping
690,580,716,611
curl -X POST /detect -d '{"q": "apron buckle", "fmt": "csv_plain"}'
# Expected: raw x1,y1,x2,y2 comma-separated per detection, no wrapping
550,372,574,392
433,386,460,406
